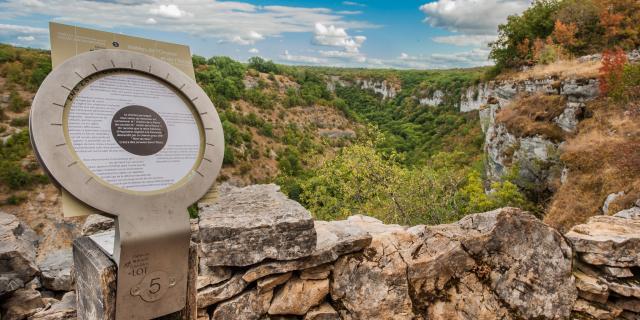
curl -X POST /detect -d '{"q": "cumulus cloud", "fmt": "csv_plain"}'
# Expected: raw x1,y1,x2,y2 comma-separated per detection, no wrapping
281,50,326,64
432,34,497,47
342,1,366,7
248,48,259,54
420,0,530,35
0,23,48,35
149,4,189,18
392,49,493,69
313,23,366,53
17,35,35,41
0,0,376,46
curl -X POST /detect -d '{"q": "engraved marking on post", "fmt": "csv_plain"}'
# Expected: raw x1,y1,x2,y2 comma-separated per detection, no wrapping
92,64,99,71
51,123,62,126
110,60,116,67
55,143,66,147
61,85,72,91
67,161,78,167
195,170,204,177
52,102,64,108
74,71,84,79
203,157,212,162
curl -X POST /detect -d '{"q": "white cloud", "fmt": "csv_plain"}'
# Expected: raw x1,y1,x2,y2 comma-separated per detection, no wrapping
337,10,362,15
342,1,366,7
0,0,377,46
0,23,48,35
17,35,35,41
281,50,326,64
150,4,189,18
420,0,530,35
432,34,497,47
248,48,259,54
392,49,493,69
319,50,366,63
230,31,264,45
313,23,366,53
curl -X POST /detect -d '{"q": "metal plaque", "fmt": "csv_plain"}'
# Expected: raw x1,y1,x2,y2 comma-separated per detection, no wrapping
29,49,224,319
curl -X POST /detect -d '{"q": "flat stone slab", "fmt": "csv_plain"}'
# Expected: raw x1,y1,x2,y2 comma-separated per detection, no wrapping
199,184,316,267
0,212,39,296
242,218,372,283
566,216,640,267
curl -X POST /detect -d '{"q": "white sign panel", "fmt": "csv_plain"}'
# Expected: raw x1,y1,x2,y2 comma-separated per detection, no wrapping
67,72,201,192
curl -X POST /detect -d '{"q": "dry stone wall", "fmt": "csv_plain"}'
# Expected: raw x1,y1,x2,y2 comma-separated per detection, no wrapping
1,184,640,319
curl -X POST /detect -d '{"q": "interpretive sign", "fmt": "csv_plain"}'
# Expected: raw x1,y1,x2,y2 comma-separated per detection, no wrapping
29,49,224,319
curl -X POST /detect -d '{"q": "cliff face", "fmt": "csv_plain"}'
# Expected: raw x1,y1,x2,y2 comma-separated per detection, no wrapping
3,184,640,320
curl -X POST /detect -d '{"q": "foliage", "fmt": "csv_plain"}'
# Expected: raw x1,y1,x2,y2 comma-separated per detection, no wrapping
248,57,280,74
8,90,27,113
490,0,640,69
0,131,47,190
598,48,635,102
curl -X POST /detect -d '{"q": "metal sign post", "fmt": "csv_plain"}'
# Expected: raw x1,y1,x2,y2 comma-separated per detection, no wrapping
30,49,224,319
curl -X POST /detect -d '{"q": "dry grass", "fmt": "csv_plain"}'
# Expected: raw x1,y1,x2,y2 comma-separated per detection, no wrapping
495,93,567,142
544,100,640,232
497,59,601,81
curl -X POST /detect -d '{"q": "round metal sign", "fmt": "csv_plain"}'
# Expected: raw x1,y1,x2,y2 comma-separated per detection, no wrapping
30,49,223,213
30,49,224,319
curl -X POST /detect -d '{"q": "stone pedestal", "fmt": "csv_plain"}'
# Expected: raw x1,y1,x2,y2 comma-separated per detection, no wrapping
72,236,198,320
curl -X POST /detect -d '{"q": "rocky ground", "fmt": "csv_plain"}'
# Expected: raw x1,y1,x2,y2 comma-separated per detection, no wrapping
2,184,640,319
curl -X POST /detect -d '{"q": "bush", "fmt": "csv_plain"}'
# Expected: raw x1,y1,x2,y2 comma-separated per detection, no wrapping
9,91,26,113
10,116,28,127
598,48,640,103
248,57,280,74
0,162,32,189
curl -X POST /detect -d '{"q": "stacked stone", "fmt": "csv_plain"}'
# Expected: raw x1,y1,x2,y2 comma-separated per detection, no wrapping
195,184,578,320
566,201,640,320
0,212,76,320
194,184,372,320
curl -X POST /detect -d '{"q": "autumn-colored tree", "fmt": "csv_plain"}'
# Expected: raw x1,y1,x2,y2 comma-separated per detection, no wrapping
551,20,578,49
599,48,628,99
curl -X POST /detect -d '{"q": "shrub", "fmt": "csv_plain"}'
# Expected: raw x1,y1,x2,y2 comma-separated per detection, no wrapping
10,117,28,127
9,91,26,113
0,162,32,189
495,93,567,142
248,57,280,74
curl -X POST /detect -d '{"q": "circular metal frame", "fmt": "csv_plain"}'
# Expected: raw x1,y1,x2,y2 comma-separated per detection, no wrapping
30,49,224,217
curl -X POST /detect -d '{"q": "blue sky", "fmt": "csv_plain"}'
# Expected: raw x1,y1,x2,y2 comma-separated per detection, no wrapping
0,0,532,69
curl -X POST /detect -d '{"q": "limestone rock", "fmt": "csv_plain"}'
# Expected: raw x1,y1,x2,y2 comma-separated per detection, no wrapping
38,248,74,291
603,266,634,278
300,264,332,280
566,216,640,267
211,288,272,320
614,297,640,313
0,212,39,296
29,291,77,320
197,263,233,290
242,218,371,283
573,298,622,319
604,277,640,298
427,273,511,320
199,184,316,267
615,207,640,220
0,288,44,320
197,308,210,320
574,270,609,303
331,231,417,320
197,273,248,308
268,277,329,315
257,272,292,293
603,191,625,215
81,214,114,236
303,303,339,320
415,208,576,319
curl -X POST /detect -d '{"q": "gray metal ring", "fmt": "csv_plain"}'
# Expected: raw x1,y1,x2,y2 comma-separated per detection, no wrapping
30,49,224,217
